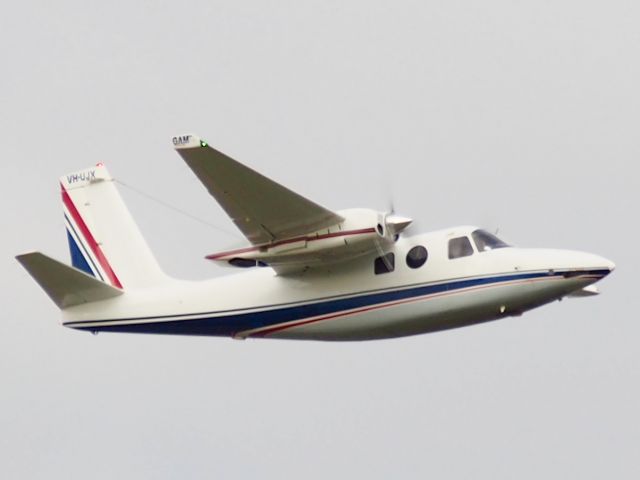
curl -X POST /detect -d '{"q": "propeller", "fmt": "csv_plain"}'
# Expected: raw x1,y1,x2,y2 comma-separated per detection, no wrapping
385,214,413,236
378,192,413,239
376,210,413,241
372,209,413,272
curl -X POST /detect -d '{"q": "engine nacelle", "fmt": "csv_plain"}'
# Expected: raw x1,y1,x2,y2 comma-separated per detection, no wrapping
206,208,412,269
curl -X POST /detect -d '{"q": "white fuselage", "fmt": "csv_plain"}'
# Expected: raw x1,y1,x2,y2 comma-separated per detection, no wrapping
61,226,614,341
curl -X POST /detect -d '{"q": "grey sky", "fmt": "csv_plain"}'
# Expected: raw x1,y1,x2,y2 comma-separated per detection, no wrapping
2,1,638,478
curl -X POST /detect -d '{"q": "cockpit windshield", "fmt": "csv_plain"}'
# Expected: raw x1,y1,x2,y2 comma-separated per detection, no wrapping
471,229,510,252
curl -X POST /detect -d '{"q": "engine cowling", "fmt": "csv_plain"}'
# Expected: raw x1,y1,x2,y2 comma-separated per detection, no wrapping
206,208,412,270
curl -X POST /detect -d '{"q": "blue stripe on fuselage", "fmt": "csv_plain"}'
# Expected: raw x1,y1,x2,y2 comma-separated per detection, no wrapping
67,269,610,337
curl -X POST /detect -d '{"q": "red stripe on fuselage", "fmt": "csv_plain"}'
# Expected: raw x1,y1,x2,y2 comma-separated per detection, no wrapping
250,275,567,337
206,227,377,260
60,183,123,289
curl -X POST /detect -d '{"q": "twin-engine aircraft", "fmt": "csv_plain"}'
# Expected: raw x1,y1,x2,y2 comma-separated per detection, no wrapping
16,135,614,341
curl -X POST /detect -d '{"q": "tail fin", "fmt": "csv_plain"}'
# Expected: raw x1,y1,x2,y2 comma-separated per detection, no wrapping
61,164,167,289
16,252,123,308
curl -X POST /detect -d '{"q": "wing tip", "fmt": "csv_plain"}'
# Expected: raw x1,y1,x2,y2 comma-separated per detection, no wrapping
172,134,208,150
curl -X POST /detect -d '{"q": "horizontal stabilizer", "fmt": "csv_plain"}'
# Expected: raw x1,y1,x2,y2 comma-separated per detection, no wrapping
16,252,123,309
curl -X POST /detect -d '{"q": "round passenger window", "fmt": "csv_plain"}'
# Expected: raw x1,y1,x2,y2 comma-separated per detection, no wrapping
406,245,428,269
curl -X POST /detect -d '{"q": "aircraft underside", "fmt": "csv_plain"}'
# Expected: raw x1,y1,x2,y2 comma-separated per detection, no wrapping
64,268,609,341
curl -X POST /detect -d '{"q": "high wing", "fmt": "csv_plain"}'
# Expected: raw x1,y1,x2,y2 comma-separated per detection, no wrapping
173,134,344,245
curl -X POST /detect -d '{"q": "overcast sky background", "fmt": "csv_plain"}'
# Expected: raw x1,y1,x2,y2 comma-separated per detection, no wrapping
2,1,638,478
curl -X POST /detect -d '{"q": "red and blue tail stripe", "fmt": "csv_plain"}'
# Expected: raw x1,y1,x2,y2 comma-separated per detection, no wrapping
65,218,100,279
61,183,123,289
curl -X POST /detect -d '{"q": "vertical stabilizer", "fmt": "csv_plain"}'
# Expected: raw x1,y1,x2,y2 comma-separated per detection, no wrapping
61,164,168,289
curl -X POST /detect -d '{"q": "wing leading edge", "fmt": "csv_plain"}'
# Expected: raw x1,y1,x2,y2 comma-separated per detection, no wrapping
173,134,344,245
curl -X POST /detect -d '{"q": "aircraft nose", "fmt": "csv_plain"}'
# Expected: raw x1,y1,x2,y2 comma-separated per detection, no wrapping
577,252,615,277
522,249,614,285
592,254,614,272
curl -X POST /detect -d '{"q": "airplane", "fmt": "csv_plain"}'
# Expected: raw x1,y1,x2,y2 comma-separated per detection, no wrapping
16,134,614,341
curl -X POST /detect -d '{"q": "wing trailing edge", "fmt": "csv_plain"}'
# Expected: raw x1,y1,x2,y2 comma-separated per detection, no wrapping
173,133,344,245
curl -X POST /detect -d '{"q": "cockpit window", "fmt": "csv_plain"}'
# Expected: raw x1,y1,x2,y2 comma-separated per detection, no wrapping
448,236,474,259
471,229,510,252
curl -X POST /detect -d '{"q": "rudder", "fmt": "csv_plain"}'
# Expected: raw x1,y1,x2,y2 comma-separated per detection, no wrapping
61,164,168,289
